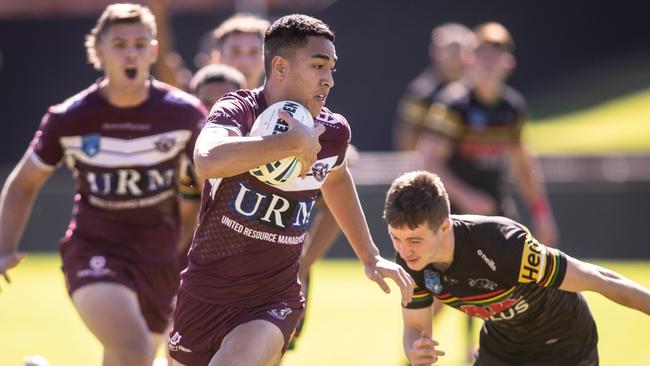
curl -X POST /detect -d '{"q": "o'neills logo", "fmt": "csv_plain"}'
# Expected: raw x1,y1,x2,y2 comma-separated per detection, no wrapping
477,249,496,271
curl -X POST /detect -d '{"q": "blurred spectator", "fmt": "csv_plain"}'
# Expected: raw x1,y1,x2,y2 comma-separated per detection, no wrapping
393,23,476,151
150,0,268,89
416,22,558,246
189,63,247,110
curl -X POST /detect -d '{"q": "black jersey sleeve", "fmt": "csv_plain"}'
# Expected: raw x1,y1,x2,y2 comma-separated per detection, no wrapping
395,254,434,309
495,222,568,289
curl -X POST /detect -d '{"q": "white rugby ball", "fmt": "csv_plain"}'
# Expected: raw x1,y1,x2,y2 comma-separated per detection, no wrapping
249,100,315,185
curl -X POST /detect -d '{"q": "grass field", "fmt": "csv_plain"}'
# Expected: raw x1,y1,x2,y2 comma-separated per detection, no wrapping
1,254,650,366
526,87,650,154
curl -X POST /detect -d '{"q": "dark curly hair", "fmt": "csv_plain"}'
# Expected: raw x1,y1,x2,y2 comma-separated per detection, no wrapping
263,14,335,75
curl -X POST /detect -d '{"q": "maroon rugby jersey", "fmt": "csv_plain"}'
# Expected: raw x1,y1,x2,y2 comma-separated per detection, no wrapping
30,80,207,262
181,89,350,306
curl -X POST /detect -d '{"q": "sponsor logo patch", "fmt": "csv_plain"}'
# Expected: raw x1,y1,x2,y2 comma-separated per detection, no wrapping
518,236,546,283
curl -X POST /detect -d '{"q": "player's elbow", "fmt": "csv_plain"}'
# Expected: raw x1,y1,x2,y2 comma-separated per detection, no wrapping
194,149,223,180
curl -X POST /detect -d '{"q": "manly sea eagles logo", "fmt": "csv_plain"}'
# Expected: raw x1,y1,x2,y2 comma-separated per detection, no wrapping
155,136,176,152
311,162,330,182
268,307,293,320
81,134,101,157
424,270,443,295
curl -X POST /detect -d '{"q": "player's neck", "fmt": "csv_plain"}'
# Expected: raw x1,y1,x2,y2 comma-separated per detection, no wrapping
262,80,286,106
432,226,455,272
99,78,151,108
473,80,503,105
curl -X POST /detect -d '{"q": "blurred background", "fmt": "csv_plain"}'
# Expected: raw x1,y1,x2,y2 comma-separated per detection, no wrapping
1,0,649,257
1,0,650,365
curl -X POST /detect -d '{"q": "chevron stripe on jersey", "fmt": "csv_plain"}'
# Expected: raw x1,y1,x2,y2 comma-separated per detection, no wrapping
60,130,192,167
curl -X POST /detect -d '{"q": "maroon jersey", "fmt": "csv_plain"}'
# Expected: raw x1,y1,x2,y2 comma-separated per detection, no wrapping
30,80,207,262
181,89,350,306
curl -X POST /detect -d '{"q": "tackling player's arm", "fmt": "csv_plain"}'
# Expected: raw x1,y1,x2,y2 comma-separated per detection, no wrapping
402,307,444,366
559,255,650,315
193,110,325,180
0,149,54,285
320,163,414,305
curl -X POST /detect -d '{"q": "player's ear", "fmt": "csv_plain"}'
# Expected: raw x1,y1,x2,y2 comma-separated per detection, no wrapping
271,55,287,79
502,52,516,71
439,218,452,234
150,39,159,62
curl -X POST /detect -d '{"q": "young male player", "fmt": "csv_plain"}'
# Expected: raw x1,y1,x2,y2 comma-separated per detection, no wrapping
0,4,206,365
384,171,650,366
168,14,414,366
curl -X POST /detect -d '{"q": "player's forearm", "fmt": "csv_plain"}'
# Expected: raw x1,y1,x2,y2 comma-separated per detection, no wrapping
508,145,549,210
591,265,650,315
321,168,379,264
403,327,422,363
194,133,301,180
0,180,39,254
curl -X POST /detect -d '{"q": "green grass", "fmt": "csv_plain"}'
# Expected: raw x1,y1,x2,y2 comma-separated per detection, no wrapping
2,254,650,365
526,88,650,154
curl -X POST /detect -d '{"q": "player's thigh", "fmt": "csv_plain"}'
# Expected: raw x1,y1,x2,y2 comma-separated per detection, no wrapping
72,282,152,348
209,319,284,366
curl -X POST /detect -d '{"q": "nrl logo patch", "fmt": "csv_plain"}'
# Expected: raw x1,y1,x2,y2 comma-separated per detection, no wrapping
424,270,443,294
311,162,330,182
81,134,101,157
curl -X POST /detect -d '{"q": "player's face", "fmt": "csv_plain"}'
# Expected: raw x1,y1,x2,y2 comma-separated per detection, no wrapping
96,23,157,89
471,43,514,83
215,33,264,88
282,36,336,117
195,81,239,110
389,223,442,271
432,43,467,81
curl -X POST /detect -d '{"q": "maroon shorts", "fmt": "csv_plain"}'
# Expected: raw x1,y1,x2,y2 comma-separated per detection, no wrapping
60,241,180,333
168,289,305,365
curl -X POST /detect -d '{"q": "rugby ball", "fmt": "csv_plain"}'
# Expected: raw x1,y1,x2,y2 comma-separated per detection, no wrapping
249,101,314,185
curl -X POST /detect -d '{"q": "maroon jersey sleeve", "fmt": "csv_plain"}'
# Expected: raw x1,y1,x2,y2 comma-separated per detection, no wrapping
30,109,65,168
203,92,255,137
329,113,351,170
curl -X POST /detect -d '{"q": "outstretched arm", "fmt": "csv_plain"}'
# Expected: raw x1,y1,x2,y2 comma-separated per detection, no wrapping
320,164,414,305
0,149,53,286
560,255,650,315
402,307,444,365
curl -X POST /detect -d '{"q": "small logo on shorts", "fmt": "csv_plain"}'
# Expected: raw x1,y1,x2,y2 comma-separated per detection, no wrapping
76,256,116,278
168,331,192,353
268,307,293,320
